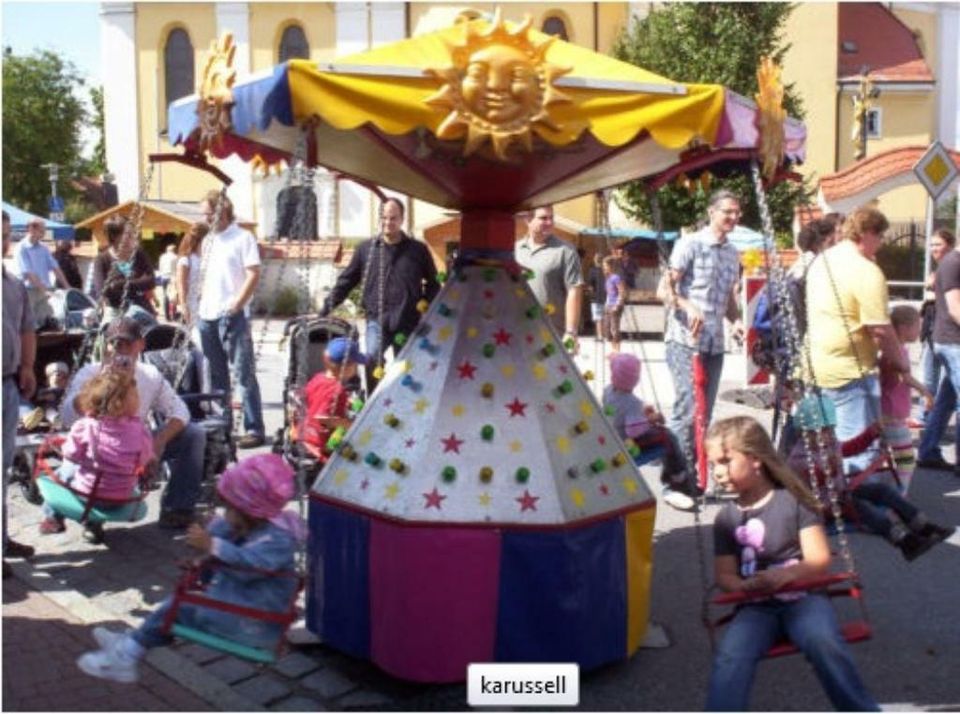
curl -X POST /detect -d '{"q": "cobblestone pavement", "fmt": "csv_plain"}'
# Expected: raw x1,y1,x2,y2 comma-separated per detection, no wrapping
4,320,959,711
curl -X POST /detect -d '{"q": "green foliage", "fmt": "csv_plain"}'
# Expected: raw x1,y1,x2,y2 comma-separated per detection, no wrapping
611,3,812,234
272,285,303,316
2,48,94,215
89,85,106,175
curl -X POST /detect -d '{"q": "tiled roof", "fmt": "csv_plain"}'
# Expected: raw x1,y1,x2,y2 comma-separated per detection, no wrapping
837,3,933,83
817,145,960,214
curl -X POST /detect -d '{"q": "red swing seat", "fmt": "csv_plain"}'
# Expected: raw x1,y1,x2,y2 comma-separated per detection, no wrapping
160,558,304,664
705,572,872,659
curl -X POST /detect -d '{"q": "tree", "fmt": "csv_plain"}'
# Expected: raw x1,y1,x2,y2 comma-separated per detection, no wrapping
612,3,812,238
89,85,107,176
2,48,90,215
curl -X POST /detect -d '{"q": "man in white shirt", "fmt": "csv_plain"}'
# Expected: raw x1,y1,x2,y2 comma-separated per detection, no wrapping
196,191,265,449
60,318,207,530
15,218,68,328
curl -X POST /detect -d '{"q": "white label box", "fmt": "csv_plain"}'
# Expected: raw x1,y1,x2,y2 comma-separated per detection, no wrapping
467,663,580,707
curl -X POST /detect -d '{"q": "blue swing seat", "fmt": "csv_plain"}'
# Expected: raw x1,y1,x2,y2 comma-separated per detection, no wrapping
170,624,277,664
36,476,147,524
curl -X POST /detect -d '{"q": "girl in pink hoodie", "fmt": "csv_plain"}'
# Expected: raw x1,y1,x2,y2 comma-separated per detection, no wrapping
40,368,154,542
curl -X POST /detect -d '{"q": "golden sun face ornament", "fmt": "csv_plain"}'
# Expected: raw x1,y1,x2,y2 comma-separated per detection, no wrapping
425,11,572,161
754,56,786,182
196,33,238,154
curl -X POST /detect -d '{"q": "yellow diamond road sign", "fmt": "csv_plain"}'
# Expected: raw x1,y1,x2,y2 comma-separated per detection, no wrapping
914,141,958,200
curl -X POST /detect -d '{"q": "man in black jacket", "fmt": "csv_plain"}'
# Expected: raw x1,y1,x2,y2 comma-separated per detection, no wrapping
320,198,439,391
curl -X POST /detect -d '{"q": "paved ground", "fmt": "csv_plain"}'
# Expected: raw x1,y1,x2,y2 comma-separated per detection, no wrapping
4,318,959,711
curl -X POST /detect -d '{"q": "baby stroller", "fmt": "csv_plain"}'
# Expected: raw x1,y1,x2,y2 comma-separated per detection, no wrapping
47,288,98,331
272,315,360,488
140,323,236,499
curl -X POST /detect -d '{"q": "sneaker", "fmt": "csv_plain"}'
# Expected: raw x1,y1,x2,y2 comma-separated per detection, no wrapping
237,433,266,449
898,532,938,562
92,626,127,651
76,643,139,684
916,522,956,544
916,455,953,471
662,487,696,512
82,522,105,545
39,516,67,535
4,539,35,559
157,510,195,530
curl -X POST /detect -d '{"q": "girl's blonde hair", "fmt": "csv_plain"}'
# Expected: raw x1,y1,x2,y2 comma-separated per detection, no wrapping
74,369,137,419
706,415,821,512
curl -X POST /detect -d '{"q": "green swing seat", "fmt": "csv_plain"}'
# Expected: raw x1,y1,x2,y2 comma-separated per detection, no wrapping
36,475,147,524
170,624,277,664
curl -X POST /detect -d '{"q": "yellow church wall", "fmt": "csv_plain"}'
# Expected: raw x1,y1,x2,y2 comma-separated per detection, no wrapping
781,2,838,183
249,3,337,69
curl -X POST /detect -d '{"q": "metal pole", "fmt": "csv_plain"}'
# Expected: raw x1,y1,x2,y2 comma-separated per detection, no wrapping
923,196,935,284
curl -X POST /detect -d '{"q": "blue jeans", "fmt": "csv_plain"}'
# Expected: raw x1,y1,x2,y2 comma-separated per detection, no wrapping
198,312,264,437
160,423,206,512
920,341,942,416
852,482,918,538
706,594,878,711
3,377,20,545
666,342,724,464
822,375,880,475
918,342,960,463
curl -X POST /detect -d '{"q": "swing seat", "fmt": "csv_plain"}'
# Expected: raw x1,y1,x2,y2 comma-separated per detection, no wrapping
706,572,872,660
170,624,277,664
36,476,147,524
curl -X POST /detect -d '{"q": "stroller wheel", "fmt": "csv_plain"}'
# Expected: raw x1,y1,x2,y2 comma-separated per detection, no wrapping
11,453,43,506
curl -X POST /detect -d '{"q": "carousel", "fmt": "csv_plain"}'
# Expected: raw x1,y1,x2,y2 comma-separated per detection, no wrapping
168,12,806,682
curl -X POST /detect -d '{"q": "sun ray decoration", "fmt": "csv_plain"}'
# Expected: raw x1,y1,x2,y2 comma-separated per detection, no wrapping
754,56,786,182
196,33,238,155
424,9,573,161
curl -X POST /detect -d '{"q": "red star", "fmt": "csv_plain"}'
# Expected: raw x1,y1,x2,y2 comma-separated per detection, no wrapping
525,334,535,345
423,487,446,510
441,433,464,453
598,484,610,496
493,328,512,346
361,478,370,491
457,360,477,380
506,397,528,417
383,398,393,408
483,289,495,300
558,365,569,374
597,435,606,446
429,360,439,371
404,438,416,449
517,490,539,512
544,402,556,414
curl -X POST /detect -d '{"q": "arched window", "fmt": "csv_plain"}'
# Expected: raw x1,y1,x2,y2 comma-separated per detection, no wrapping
541,15,569,41
164,28,194,110
279,24,310,63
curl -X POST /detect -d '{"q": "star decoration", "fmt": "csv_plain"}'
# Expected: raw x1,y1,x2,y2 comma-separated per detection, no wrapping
558,364,569,374
539,328,552,342
570,488,586,508
414,398,429,414
478,492,492,507
458,360,478,380
333,469,349,486
467,326,479,338
517,489,540,512
525,334,535,344
531,364,547,381
597,435,606,446
493,328,512,346
423,487,447,510
452,403,465,417
429,360,439,371
598,483,610,496
357,428,373,447
506,397,528,417
579,400,594,418
483,289,495,300
383,398,393,408
622,478,638,495
442,432,464,453
361,478,370,491
404,437,416,449
385,482,400,500
514,287,526,298
556,435,571,454
509,440,523,453
500,363,516,379
544,402,556,414
437,325,453,342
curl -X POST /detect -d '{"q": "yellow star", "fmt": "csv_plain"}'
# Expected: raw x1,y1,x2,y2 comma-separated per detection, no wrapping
357,428,373,447
333,469,349,486
449,288,460,301
540,327,552,342
622,478,638,495
556,435,571,454
579,400,594,418
570,488,586,508
466,326,479,338
478,492,492,507
501,363,516,379
437,325,453,342
385,481,400,500
514,287,526,298
414,398,429,414
509,440,522,453
532,363,548,381
452,403,466,417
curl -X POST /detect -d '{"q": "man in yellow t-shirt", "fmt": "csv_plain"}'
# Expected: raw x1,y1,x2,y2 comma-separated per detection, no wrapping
806,207,908,473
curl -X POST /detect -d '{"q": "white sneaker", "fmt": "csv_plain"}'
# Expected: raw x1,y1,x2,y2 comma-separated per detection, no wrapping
92,626,126,651
662,487,696,512
76,642,139,684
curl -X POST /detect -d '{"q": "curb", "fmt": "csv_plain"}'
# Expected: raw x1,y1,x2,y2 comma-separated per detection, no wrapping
9,561,265,713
